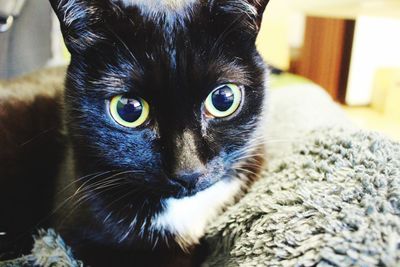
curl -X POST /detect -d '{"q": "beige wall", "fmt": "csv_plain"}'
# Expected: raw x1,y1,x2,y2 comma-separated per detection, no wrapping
256,0,400,72
256,0,305,70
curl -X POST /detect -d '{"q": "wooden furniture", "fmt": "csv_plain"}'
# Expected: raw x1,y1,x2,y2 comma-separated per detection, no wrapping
291,16,355,103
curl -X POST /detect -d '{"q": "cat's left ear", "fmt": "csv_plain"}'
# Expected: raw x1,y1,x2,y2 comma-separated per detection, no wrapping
211,0,270,36
244,0,270,28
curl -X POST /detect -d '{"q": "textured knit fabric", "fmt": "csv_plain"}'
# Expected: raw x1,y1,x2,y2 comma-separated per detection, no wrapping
0,230,82,267
203,128,400,266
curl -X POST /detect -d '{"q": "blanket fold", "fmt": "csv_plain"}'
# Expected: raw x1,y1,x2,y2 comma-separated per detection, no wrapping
203,128,400,266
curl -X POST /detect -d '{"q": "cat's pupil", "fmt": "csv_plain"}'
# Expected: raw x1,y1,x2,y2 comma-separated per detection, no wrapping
211,86,235,112
117,97,143,123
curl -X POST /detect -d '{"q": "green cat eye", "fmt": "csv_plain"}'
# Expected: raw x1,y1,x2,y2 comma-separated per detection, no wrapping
204,84,242,118
109,95,149,128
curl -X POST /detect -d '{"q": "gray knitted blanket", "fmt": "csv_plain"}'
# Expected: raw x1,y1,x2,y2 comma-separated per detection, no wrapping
203,128,400,266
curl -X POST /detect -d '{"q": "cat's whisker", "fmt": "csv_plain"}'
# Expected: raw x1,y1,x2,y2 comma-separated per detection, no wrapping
251,134,296,143
233,168,263,183
230,144,263,155
229,155,265,173
234,167,259,176
73,170,144,200
75,170,141,194
236,148,264,156
70,181,128,211
237,161,265,168
56,170,119,196
233,155,265,163
59,172,139,225
74,170,142,198
45,171,117,221
234,145,264,154
238,138,266,147
64,183,148,230
103,188,137,211
231,137,298,159
48,170,141,225
19,126,59,147
85,178,131,193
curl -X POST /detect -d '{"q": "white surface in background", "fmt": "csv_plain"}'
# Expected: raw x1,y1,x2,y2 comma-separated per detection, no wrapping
346,16,400,106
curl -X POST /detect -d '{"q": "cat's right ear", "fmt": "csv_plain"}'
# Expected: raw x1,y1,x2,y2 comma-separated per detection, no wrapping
49,0,104,54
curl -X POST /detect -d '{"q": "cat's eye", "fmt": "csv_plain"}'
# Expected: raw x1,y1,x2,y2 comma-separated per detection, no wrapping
109,95,149,128
204,84,242,118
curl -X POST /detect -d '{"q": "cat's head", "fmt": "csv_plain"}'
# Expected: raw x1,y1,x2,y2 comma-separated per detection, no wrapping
51,0,269,249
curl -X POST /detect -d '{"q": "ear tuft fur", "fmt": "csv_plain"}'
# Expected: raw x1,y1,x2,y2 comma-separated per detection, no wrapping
49,0,107,53
212,0,269,33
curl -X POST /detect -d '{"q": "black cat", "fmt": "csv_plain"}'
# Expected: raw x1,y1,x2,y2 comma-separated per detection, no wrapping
1,0,270,266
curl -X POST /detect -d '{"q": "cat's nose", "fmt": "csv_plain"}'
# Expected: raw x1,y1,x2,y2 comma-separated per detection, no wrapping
173,171,203,189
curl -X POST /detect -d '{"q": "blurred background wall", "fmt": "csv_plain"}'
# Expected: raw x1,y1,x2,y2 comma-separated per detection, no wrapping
257,0,400,107
0,0,53,79
257,0,400,140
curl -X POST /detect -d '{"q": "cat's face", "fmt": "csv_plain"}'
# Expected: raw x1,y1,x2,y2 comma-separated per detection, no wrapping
51,0,269,248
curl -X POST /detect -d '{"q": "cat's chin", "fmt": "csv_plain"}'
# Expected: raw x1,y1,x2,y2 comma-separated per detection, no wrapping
152,178,244,249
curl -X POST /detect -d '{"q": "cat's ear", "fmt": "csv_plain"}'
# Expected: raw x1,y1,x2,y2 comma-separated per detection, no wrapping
49,0,106,53
211,0,270,37
247,0,270,27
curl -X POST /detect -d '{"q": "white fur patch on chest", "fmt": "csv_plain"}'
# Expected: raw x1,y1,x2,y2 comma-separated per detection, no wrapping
116,0,198,18
151,179,243,248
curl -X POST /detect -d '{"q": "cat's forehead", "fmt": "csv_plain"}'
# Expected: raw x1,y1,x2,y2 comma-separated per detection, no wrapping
116,0,198,18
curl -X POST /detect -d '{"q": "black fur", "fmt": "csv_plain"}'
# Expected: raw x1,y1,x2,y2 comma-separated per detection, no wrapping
3,0,270,266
